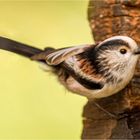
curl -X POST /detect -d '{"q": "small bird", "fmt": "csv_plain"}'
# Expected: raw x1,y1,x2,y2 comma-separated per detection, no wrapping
0,36,139,100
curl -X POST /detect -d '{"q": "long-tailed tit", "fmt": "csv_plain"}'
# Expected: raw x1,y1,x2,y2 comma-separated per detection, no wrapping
0,36,139,100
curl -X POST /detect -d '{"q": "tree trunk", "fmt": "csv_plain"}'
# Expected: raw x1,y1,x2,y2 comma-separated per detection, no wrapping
81,0,140,139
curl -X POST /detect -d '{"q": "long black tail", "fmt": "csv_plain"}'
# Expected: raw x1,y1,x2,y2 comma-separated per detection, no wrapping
0,36,43,58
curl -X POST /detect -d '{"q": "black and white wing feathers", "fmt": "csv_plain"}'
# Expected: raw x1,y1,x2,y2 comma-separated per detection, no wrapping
31,44,104,90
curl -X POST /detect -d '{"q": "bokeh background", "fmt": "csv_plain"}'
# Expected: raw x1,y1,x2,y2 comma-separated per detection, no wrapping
0,1,93,139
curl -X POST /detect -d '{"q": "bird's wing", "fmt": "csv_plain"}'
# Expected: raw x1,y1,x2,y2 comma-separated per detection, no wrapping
31,44,91,65
31,44,104,90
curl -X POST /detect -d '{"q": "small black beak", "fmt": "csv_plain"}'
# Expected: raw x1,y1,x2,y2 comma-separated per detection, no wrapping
134,48,140,55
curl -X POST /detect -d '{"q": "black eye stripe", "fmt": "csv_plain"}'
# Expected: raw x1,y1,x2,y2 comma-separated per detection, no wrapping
98,39,130,51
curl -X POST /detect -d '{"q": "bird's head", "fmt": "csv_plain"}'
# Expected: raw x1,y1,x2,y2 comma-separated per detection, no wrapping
94,36,140,73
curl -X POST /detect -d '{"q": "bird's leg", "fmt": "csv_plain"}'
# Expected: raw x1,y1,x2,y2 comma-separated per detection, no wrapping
91,100,118,119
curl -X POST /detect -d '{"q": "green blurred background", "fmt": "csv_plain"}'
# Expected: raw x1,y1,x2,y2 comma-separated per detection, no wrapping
0,1,93,139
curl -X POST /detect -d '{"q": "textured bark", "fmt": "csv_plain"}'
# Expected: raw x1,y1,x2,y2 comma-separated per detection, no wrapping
82,0,140,139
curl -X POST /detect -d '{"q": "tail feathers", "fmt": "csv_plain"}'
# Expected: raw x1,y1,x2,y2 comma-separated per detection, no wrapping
0,36,43,58
31,47,55,60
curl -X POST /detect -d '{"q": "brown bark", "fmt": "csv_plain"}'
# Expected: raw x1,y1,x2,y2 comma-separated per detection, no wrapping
82,0,140,139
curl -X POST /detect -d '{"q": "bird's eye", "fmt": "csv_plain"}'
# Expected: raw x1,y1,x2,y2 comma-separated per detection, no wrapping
120,49,127,54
